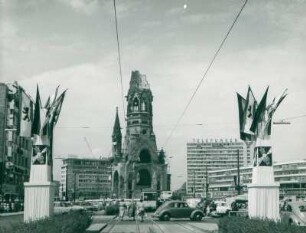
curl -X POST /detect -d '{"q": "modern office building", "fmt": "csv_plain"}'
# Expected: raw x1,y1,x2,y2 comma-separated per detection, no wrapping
0,82,33,203
60,156,112,200
208,160,306,199
186,138,253,197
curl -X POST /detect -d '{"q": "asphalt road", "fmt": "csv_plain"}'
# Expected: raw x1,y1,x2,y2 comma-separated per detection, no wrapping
100,216,219,233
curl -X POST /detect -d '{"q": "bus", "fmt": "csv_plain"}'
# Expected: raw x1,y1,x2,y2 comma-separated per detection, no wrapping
141,192,157,211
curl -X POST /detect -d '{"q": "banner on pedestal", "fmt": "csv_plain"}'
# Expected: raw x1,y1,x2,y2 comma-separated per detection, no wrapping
254,146,272,166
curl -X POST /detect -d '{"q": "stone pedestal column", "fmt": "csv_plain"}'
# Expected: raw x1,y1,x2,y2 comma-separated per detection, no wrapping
24,165,55,222
248,166,280,220
24,182,55,222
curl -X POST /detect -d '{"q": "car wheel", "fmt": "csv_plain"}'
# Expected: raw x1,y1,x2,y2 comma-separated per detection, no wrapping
193,212,203,221
161,213,170,221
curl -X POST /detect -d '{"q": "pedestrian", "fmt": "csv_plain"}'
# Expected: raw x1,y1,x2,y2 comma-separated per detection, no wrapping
119,199,127,220
137,199,145,222
128,200,137,220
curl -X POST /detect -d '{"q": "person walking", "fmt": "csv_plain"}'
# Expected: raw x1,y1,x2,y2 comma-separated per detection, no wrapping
119,199,127,220
128,200,137,220
137,199,145,222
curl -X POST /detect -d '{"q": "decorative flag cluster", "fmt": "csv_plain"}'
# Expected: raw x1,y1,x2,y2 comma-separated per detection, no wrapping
31,85,67,165
237,86,287,142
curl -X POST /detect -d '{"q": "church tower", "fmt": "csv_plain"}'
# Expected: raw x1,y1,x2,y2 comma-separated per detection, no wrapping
112,107,122,160
112,71,168,199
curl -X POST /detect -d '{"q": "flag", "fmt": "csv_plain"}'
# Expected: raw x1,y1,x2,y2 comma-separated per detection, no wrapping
250,87,269,138
237,93,247,140
31,86,41,136
243,86,257,141
41,89,67,135
19,90,33,137
265,88,288,136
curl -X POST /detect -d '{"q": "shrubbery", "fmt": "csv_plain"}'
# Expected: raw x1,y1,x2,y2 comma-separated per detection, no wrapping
0,210,91,233
105,204,119,215
219,216,306,233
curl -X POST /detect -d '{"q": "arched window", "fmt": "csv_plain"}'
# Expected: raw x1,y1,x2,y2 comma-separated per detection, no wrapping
141,101,146,111
133,98,139,111
137,169,151,186
139,149,151,163
113,171,119,197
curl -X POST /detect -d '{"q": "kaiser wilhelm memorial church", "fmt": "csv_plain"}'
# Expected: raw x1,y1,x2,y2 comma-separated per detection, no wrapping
111,71,169,199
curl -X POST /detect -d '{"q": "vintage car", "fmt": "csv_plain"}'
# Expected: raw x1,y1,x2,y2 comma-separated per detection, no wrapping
210,200,232,217
281,201,306,226
153,200,204,221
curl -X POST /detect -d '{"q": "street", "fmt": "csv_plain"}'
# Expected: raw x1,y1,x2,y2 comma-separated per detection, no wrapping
95,214,219,233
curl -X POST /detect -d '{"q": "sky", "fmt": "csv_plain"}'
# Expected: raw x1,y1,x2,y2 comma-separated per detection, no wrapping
1,0,306,190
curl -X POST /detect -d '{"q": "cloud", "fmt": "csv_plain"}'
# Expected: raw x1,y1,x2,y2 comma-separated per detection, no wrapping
57,0,100,15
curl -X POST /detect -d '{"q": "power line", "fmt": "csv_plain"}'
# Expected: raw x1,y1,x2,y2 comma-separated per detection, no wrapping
113,0,126,120
162,0,249,148
280,114,306,121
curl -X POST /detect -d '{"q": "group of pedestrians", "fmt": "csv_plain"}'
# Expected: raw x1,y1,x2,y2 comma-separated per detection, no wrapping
119,199,145,222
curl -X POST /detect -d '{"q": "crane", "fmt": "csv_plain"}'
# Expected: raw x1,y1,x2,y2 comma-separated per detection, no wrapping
83,137,94,156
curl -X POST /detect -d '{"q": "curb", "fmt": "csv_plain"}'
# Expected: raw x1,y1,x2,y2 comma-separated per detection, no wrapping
0,211,24,217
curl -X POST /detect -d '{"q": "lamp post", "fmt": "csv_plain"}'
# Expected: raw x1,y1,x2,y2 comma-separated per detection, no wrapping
237,149,241,195
193,170,196,198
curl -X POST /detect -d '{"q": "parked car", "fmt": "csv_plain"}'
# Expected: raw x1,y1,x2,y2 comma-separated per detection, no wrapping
281,201,306,226
210,200,231,217
153,200,204,221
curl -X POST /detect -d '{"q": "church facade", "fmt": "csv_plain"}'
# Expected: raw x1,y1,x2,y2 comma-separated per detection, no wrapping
111,71,168,199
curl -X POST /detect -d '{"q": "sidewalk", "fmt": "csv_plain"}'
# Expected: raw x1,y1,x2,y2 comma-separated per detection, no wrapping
86,212,117,233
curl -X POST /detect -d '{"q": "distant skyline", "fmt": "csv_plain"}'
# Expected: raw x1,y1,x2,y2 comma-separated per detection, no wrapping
1,0,306,190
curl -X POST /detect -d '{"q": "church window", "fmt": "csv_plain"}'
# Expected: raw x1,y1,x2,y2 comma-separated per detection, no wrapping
141,101,146,111
139,149,151,163
133,98,139,111
137,169,151,186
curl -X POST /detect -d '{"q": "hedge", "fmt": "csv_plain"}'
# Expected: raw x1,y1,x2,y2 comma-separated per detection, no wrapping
0,210,91,233
219,216,306,233
105,204,119,215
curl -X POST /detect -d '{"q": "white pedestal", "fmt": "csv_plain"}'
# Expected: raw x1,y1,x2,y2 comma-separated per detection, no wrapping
24,182,55,222
248,167,280,220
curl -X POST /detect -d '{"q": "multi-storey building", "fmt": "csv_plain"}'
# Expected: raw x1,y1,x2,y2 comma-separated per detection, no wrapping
0,82,33,203
60,157,112,201
186,138,253,197
208,160,306,199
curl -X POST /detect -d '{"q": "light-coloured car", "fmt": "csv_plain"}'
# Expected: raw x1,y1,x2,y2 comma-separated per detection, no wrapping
153,200,204,221
210,200,232,217
281,201,306,226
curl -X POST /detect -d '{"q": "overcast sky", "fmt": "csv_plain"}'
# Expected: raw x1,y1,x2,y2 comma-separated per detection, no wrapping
1,0,306,190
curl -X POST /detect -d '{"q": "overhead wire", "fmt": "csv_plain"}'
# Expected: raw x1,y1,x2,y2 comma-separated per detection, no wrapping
113,0,126,120
162,0,249,148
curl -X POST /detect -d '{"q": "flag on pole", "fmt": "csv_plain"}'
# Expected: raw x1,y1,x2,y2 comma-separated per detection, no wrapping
250,87,269,139
237,93,247,140
20,90,33,137
41,89,67,135
31,86,41,136
243,86,257,141
265,88,288,136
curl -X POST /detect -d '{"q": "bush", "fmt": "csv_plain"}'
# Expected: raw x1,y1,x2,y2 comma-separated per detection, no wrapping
105,204,119,215
0,210,91,233
219,216,306,233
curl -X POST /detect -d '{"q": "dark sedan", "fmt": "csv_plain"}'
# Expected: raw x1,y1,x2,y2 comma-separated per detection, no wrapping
153,200,205,221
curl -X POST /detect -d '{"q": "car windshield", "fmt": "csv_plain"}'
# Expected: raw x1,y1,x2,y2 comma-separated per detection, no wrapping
299,205,306,212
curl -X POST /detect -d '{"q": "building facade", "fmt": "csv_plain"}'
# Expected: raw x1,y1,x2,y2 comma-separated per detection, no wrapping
186,138,253,197
0,83,33,203
112,71,168,199
208,160,306,199
60,157,112,201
